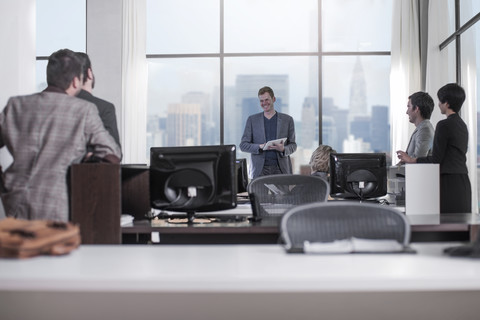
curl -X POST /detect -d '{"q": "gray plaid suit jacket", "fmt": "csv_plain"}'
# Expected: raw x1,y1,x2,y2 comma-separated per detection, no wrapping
0,90,122,221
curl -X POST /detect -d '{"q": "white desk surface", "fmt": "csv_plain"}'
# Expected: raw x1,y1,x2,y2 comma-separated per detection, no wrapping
1,243,480,292
1,243,480,320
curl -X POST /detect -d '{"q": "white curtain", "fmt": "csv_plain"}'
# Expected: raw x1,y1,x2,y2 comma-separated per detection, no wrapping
425,0,456,126
390,0,421,162
122,0,148,164
0,0,36,107
426,0,478,212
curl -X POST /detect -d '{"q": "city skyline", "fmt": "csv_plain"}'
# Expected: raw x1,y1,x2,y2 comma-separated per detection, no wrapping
147,57,392,170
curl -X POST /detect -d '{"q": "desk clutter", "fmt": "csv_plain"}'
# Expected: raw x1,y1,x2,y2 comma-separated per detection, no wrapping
0,217,80,258
150,209,250,224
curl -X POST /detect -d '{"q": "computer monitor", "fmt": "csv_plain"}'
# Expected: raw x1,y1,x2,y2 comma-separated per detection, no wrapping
329,153,387,201
150,145,237,222
236,158,248,194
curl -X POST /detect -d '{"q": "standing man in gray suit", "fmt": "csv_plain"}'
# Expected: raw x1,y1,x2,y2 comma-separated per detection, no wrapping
397,91,435,164
76,52,121,149
0,49,121,222
240,86,297,179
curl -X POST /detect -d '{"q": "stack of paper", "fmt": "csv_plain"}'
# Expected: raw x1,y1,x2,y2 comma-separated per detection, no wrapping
303,237,405,254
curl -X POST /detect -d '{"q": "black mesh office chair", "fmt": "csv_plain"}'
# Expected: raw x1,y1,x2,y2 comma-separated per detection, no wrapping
247,174,330,220
280,202,411,252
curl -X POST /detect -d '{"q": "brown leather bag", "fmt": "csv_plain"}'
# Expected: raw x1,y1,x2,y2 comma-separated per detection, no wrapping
0,217,81,258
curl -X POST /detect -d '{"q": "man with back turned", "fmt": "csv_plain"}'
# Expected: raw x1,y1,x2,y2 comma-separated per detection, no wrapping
0,49,122,221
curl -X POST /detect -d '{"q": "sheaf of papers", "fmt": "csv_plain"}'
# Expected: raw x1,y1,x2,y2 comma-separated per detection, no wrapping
121,214,134,226
262,138,287,150
303,237,405,254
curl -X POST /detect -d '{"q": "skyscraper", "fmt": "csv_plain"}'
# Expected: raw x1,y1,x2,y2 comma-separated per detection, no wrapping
300,97,317,148
181,91,217,145
166,103,202,146
349,56,367,119
370,105,390,152
350,116,371,144
322,115,336,149
323,97,349,152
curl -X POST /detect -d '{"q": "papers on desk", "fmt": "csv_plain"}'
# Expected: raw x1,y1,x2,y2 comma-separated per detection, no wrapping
121,214,134,226
303,237,406,254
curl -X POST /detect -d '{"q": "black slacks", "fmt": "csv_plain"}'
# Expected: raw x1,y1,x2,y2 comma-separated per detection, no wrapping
440,173,471,213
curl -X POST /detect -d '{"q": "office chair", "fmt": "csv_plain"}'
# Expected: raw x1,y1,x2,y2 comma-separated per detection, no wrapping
280,202,411,252
247,174,330,220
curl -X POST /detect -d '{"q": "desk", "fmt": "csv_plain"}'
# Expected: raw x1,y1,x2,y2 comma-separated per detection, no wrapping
123,217,281,244
408,213,480,241
122,205,480,244
1,243,480,320
69,165,477,244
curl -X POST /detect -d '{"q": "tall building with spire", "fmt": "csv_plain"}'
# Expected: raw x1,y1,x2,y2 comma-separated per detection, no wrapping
349,56,368,120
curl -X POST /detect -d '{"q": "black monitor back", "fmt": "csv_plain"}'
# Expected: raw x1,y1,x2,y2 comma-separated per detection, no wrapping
149,145,237,213
329,153,387,200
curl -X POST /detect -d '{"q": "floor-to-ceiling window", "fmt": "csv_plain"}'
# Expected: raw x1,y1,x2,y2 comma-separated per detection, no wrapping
35,0,86,90
146,0,393,174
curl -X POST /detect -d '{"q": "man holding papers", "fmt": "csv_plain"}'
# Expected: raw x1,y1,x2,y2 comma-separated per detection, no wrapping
240,86,297,178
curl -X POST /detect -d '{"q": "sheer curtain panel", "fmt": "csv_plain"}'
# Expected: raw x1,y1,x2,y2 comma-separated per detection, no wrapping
390,0,421,162
122,0,148,164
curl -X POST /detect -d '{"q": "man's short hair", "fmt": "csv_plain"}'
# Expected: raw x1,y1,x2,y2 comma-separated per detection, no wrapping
409,91,434,119
258,86,275,99
75,52,92,85
309,145,336,173
46,49,83,90
437,83,466,113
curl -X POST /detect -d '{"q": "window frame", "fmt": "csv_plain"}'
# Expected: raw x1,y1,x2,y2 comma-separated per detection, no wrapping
146,0,391,146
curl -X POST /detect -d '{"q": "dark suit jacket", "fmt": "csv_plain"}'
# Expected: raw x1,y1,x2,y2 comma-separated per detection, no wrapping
417,113,468,174
77,90,121,148
240,112,297,178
